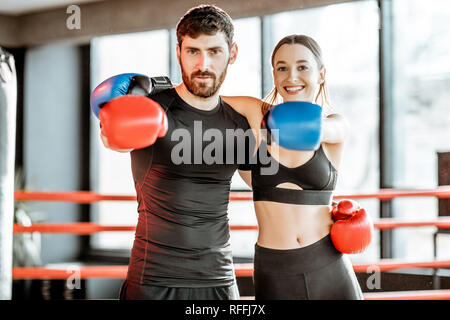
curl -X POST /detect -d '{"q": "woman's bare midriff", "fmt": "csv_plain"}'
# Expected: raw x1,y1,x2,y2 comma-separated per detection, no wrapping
254,201,334,249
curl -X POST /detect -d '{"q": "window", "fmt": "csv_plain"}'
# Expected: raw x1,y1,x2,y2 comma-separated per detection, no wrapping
221,17,262,98
223,17,261,258
89,19,262,252
90,30,169,249
270,0,380,262
390,0,450,260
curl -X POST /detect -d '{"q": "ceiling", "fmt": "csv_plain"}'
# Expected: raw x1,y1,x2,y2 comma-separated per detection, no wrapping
0,0,105,16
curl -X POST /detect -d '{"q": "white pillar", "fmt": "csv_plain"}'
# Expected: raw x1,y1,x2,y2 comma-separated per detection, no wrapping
0,47,17,300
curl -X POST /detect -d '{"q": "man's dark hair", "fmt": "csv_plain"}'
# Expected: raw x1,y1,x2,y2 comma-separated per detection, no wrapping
176,5,234,50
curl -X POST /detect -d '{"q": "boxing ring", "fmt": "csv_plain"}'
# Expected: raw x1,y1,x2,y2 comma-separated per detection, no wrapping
11,186,450,300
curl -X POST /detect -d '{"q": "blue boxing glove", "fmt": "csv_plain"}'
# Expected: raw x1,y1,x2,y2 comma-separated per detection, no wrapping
262,101,322,150
90,73,172,118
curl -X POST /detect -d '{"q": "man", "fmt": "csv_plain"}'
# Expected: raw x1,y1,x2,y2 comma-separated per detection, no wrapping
91,5,253,300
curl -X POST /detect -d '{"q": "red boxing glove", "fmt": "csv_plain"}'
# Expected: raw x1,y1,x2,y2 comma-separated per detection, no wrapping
99,95,168,150
330,199,373,254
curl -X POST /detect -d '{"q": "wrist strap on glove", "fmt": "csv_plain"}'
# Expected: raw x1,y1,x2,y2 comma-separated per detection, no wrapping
149,76,173,94
127,76,173,96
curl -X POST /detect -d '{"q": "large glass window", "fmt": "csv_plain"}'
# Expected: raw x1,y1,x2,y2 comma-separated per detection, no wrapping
90,19,262,252
223,17,261,258
90,30,169,249
91,3,450,265
221,17,262,98
271,0,380,262
391,0,450,260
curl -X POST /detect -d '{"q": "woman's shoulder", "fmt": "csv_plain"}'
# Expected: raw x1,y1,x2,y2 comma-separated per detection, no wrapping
221,95,263,118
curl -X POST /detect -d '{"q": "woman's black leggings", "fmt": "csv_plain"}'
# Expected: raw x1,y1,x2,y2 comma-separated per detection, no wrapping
253,234,364,300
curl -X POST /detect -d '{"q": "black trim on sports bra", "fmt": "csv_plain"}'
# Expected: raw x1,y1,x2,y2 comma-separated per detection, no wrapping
253,187,333,205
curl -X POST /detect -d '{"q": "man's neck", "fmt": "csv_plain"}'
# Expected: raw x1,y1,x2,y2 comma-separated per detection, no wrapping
175,83,220,111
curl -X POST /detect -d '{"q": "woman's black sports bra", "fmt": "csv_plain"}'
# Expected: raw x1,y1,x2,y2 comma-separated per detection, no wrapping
251,143,337,205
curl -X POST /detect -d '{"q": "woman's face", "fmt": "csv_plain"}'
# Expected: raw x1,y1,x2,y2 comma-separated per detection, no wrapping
272,43,325,103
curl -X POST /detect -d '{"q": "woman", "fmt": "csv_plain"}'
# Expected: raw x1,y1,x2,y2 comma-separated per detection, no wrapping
223,34,364,300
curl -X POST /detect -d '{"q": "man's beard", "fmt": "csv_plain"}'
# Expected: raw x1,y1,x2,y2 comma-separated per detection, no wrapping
181,63,228,98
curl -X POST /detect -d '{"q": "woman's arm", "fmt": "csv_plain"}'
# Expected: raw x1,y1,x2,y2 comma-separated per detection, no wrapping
221,96,262,118
322,113,349,144
321,113,349,170
238,170,252,189
222,96,265,144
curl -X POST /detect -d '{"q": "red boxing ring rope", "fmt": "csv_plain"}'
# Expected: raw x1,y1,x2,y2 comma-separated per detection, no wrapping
12,217,450,234
13,260,450,280
13,185,450,203
12,187,450,300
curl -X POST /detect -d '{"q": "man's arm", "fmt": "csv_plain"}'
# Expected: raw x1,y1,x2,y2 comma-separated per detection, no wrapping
91,73,169,152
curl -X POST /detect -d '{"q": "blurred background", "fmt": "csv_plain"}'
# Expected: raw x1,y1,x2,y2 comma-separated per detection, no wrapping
1,0,450,299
